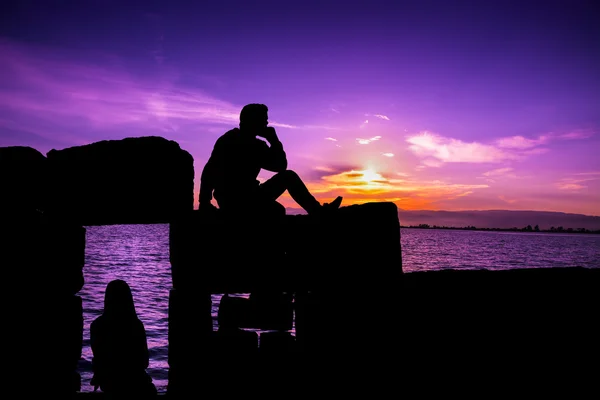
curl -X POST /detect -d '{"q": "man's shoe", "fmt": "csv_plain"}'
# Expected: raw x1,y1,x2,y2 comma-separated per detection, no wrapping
323,196,343,211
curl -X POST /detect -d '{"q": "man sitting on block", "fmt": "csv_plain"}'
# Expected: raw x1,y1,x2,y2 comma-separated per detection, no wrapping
199,103,342,219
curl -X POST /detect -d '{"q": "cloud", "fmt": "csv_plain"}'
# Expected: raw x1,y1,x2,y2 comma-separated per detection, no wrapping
406,131,562,167
306,167,489,198
496,135,549,149
325,137,337,141
356,135,381,145
454,191,473,198
498,195,518,204
273,164,491,210
406,132,512,163
555,173,600,191
557,183,587,190
315,166,336,172
0,40,242,136
574,171,600,176
495,129,594,150
482,167,514,177
365,113,390,121
271,123,340,130
269,122,297,128
0,39,306,145
359,119,369,129
522,147,549,155
422,159,443,168
382,152,394,157
559,129,595,140
305,164,361,181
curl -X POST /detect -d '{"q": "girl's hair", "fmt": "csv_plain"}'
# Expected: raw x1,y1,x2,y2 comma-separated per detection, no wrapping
103,279,137,319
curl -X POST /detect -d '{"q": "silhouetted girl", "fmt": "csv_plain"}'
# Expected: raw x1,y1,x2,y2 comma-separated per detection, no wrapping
90,279,157,398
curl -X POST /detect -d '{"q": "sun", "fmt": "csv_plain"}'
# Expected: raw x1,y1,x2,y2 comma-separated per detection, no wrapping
361,168,383,184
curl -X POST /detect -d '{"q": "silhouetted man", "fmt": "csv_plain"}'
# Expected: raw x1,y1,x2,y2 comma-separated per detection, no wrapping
199,103,342,218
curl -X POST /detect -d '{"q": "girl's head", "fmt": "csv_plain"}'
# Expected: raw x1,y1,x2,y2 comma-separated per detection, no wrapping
103,279,137,319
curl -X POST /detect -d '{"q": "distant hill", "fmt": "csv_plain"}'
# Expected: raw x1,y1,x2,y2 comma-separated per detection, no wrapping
397,209,600,231
285,207,600,230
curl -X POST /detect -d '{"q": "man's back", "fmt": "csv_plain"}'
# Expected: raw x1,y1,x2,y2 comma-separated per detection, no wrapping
203,128,283,209
213,128,267,187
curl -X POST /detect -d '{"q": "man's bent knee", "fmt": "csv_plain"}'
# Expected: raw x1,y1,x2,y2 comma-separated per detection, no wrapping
279,169,299,182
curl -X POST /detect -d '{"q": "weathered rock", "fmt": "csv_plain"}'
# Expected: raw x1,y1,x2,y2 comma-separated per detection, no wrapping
46,136,194,225
259,331,296,353
7,294,83,395
169,209,289,293
0,146,47,212
3,210,85,295
169,202,403,293
401,266,600,364
167,289,212,368
286,201,403,289
217,292,293,331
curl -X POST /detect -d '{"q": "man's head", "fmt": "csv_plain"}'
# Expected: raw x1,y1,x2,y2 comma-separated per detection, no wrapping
240,103,268,131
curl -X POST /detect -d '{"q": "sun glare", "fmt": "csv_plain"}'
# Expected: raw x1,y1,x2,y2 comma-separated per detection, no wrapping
361,168,383,184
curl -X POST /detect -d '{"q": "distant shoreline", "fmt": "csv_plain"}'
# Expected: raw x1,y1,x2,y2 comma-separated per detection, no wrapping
400,225,600,234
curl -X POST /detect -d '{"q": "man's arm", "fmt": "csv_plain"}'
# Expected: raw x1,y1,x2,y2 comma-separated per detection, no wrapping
199,157,216,206
259,127,287,172
199,140,221,208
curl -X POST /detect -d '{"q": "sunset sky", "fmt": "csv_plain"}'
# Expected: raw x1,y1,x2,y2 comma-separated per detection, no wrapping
1,0,599,215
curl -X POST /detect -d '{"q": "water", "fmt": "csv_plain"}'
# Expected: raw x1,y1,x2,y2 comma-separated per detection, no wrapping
77,225,600,393
401,228,600,270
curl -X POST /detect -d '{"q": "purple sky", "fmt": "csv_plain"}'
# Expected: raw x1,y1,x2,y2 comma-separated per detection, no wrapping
1,0,599,215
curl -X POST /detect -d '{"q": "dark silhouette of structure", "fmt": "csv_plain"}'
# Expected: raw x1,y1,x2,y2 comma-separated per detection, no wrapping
90,279,157,398
45,136,194,225
199,103,342,220
4,136,600,398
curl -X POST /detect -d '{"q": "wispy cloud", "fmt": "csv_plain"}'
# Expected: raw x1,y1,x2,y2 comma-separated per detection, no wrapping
0,40,241,135
554,171,600,191
422,159,443,167
306,164,361,181
574,171,600,176
559,129,595,140
143,13,166,65
557,183,587,190
356,135,381,145
555,173,600,191
406,131,512,163
365,113,390,121
496,135,549,149
359,119,369,129
382,152,394,157
325,137,337,141
482,167,514,177
0,39,306,145
453,191,473,198
405,130,571,167
499,195,518,204
269,122,296,128
522,147,549,155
